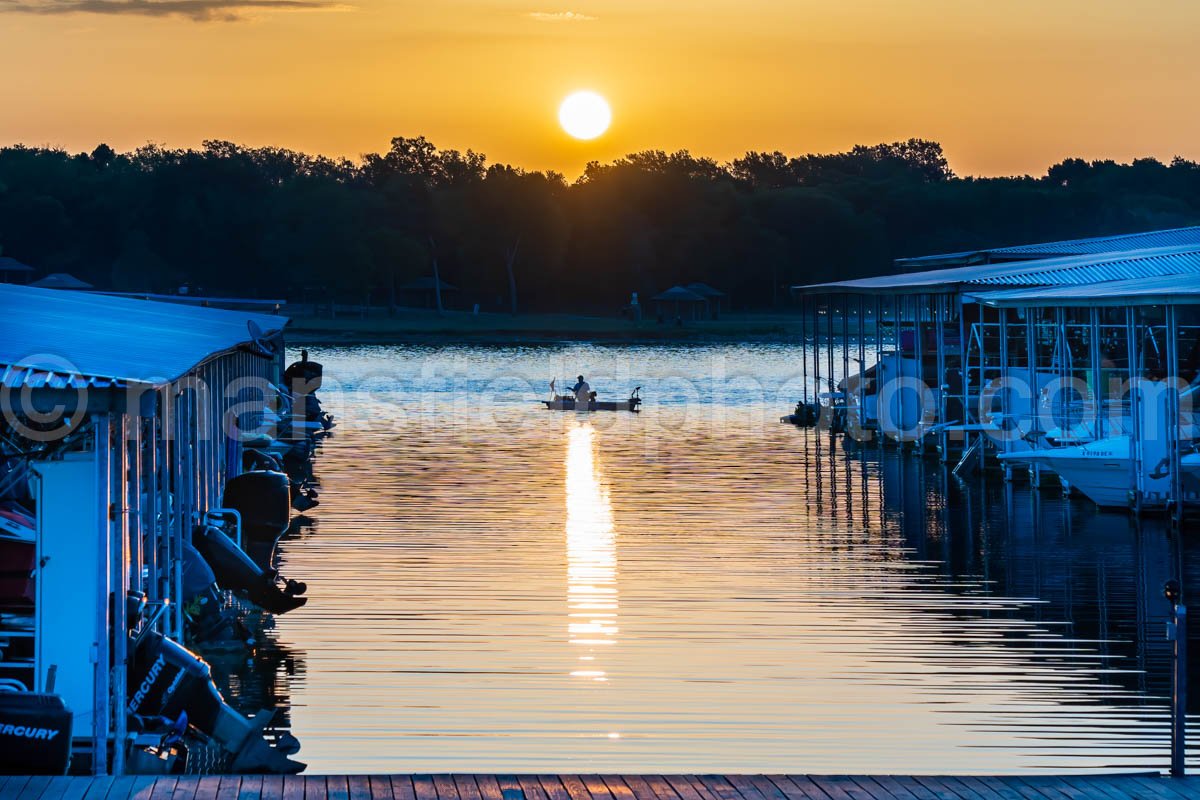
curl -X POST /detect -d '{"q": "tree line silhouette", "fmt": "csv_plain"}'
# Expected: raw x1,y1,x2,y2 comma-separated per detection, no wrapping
1,136,1199,312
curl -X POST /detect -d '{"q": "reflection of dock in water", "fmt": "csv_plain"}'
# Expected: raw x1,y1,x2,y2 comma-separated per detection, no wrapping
796,428,1191,760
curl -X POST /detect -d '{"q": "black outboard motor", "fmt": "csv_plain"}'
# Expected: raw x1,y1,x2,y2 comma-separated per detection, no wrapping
221,471,300,566
283,349,323,393
192,525,306,615
0,692,72,775
181,542,241,643
127,630,303,774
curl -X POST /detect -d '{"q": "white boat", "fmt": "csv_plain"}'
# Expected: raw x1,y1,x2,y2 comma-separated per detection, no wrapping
998,436,1133,508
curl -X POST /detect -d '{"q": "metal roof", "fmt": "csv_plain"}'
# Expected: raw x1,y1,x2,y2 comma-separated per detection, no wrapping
797,245,1200,295
0,284,289,388
894,225,1200,269
29,272,94,290
653,286,707,301
0,257,34,273
970,273,1200,308
988,226,1200,257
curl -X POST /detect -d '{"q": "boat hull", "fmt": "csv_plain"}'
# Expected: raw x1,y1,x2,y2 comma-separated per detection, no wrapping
543,396,640,412
999,437,1133,508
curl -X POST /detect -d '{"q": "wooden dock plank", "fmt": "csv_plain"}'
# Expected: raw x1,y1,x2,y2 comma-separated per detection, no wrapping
533,777,570,800
307,777,328,800
366,776,391,800
432,776,459,800
492,776,522,800
451,777,481,800
1127,776,1198,800
1070,776,1149,800
643,776,688,800
909,777,970,800
348,776,373,800
557,776,593,800
191,777,220,800
38,776,74,800
325,776,350,800
473,775,504,800
17,777,53,800
412,777,438,800
517,775,549,800
579,777,614,800
236,776,261,800
389,777,415,800
723,777,770,800
59,777,92,800
9,776,1200,800
168,778,199,800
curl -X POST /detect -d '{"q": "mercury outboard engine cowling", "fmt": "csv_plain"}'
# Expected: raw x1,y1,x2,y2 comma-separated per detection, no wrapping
0,693,72,775
128,630,303,774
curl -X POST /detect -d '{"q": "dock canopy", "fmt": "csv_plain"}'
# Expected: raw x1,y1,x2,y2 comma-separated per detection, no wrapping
795,244,1200,295
969,273,1200,308
30,272,94,290
0,283,289,389
893,225,1200,270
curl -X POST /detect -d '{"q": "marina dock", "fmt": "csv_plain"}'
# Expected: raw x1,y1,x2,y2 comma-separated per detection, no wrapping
6,773,1200,800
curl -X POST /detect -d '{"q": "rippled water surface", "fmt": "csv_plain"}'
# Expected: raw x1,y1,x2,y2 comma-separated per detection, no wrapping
259,343,1195,774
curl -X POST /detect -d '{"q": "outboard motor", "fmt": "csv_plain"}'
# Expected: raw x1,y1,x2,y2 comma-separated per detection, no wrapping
283,350,323,393
192,525,306,615
221,471,303,564
181,542,242,644
0,692,72,775
127,630,303,774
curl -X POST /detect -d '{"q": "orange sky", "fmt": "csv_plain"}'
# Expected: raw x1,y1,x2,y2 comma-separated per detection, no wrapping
1,0,1198,178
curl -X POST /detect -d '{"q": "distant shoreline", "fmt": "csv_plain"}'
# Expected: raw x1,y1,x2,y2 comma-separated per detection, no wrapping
285,309,810,346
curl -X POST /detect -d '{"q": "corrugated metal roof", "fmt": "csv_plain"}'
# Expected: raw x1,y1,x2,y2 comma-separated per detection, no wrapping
894,225,1200,268
970,273,1200,307
988,226,1200,257
0,284,289,388
797,245,1200,294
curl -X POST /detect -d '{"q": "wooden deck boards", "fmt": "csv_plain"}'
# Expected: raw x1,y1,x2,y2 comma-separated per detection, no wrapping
9,775,1200,800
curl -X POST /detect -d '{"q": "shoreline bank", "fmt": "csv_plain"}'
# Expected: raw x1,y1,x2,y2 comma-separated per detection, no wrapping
284,309,812,345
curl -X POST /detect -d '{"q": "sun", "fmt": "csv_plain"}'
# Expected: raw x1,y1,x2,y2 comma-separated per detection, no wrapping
559,91,611,140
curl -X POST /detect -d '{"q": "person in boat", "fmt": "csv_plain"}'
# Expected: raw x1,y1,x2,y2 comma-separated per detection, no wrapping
571,375,592,403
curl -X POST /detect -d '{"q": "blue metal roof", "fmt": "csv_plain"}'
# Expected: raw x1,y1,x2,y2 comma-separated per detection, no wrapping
894,225,1200,268
970,273,1200,307
988,226,1200,257
798,245,1200,295
0,284,289,387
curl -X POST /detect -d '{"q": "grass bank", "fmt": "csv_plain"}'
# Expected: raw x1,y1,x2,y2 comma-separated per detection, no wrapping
285,307,809,344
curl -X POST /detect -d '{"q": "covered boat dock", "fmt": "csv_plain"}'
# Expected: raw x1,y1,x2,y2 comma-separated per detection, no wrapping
790,227,1200,517
0,284,290,774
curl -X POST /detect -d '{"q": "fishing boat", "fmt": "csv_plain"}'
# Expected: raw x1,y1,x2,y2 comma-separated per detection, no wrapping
543,387,641,412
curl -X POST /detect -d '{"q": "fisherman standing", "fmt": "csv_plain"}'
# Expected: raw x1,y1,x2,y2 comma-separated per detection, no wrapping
571,375,591,403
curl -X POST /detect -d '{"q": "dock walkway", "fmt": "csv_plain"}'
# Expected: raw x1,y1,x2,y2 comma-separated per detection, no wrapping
4,773,1200,800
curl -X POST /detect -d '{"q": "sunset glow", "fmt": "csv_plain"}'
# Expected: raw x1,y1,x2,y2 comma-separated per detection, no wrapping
1,1,1198,177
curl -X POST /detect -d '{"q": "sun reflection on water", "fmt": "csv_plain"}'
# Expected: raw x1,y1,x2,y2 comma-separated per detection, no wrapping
565,421,619,682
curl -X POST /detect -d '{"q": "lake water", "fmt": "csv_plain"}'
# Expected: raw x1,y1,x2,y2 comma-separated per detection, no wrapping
245,343,1195,774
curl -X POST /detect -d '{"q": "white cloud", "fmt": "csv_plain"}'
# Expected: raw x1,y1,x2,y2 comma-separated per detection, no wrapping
527,10,596,22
